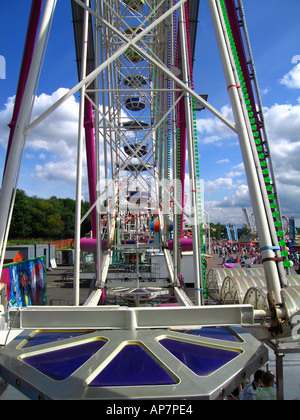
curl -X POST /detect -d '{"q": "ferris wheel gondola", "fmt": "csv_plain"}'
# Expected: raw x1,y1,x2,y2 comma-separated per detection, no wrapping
123,75,148,88
123,0,145,12
124,158,152,172
124,47,143,63
125,96,146,111
124,144,148,156
122,120,150,130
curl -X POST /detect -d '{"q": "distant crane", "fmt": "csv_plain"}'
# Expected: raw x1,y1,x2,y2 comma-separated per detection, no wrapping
242,208,251,229
242,208,256,238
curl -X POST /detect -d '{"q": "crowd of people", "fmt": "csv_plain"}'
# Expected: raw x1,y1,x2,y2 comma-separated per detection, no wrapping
212,241,262,267
228,370,277,400
210,240,299,401
212,240,300,270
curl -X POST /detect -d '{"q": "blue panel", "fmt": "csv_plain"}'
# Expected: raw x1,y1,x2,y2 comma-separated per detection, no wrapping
23,339,106,380
177,327,240,342
89,344,177,387
22,331,95,348
160,338,239,376
131,289,146,294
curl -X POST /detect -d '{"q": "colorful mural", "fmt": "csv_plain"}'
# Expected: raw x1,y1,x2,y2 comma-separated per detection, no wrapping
0,257,46,309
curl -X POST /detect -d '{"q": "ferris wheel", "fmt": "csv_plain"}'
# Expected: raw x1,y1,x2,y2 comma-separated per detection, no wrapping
70,0,206,306
2,0,300,402
0,0,291,309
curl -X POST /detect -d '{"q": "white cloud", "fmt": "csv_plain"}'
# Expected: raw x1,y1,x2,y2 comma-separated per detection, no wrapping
27,88,79,158
226,170,243,178
215,184,250,208
204,200,250,226
233,162,244,171
204,98,300,225
264,103,300,217
204,183,252,226
35,160,78,184
264,102,300,143
0,96,14,148
205,177,234,192
196,105,235,145
24,153,35,159
292,56,300,65
1,83,300,226
0,88,79,157
0,88,133,202
216,158,229,164
280,63,300,89
225,163,245,179
0,89,90,198
232,184,251,207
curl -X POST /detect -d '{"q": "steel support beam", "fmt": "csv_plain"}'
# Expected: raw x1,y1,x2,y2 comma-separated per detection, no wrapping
7,304,255,330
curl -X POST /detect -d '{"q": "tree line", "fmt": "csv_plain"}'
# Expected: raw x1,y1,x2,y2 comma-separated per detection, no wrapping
210,222,252,241
9,189,91,241
8,190,251,242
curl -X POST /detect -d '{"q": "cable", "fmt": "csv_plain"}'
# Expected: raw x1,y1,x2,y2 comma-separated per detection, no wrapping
4,307,21,348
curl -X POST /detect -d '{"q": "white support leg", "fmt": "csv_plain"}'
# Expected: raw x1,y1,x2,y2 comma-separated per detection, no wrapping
208,0,282,304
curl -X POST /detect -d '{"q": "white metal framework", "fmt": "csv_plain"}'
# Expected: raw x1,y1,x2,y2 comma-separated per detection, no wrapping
0,0,299,400
70,0,211,307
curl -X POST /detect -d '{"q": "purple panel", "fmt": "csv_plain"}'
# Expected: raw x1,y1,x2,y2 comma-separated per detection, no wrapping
80,238,108,252
160,338,239,376
23,339,107,380
89,344,176,387
5,0,43,172
84,98,97,238
131,289,147,294
23,331,95,348
168,239,193,251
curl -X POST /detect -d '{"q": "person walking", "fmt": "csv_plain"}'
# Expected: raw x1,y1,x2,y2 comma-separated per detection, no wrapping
256,372,277,400
239,370,264,400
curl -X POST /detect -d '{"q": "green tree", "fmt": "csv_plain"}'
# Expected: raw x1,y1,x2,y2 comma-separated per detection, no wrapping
210,222,227,241
9,189,32,238
239,224,252,239
9,190,91,240
60,198,76,238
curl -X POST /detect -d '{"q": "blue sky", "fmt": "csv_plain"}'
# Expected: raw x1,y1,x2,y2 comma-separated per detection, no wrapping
0,0,300,227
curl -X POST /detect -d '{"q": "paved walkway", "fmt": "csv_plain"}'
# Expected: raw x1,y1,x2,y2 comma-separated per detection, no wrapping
206,253,224,271
45,253,299,306
206,252,300,274
46,265,90,305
